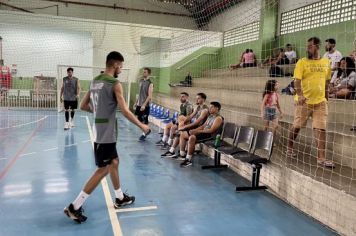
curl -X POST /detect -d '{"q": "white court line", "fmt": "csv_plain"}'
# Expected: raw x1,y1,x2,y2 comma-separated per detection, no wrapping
0,158,7,161
19,152,37,157
0,116,48,130
115,206,158,213
64,143,78,147
81,140,91,143
85,116,123,236
43,147,59,152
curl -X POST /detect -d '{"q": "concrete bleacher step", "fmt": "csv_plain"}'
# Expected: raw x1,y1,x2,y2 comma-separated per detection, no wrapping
169,86,356,124
192,76,291,92
202,65,295,78
153,93,356,170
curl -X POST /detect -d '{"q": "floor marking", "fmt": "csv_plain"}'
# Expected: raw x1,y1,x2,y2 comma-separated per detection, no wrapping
115,206,158,213
19,152,36,157
0,158,7,160
43,147,59,152
0,116,48,130
85,116,123,236
0,118,45,180
64,143,78,147
81,140,91,143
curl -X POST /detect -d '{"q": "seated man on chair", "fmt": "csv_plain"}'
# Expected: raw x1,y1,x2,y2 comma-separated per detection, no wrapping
179,102,224,168
161,92,209,158
155,92,194,147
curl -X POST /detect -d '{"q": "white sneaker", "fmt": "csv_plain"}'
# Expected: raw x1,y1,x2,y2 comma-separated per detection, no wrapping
70,121,75,127
64,122,70,130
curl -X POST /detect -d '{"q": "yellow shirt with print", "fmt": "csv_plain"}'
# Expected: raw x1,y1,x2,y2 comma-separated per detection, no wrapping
293,57,331,105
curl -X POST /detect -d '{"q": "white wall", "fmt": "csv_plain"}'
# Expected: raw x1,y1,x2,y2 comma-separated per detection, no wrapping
0,10,221,81
279,0,321,13
208,0,262,32
0,0,197,29
0,24,92,77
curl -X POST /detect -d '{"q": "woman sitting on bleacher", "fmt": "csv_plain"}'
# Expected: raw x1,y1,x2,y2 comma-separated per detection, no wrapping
179,102,224,168
329,57,356,99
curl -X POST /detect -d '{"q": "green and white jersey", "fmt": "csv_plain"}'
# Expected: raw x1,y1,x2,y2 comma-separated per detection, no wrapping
63,76,78,101
90,74,118,143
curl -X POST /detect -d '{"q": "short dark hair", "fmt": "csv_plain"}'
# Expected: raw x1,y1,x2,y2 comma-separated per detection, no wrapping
144,67,151,74
67,67,73,72
308,37,321,46
106,51,124,67
180,92,189,97
210,101,221,111
197,92,207,100
325,38,336,45
286,43,292,47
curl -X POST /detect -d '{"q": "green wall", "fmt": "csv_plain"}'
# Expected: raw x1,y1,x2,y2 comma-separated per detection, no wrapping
277,21,356,59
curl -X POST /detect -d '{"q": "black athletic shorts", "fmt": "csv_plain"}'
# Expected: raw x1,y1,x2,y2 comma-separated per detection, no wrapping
64,100,78,110
94,142,118,167
194,133,212,142
135,105,150,124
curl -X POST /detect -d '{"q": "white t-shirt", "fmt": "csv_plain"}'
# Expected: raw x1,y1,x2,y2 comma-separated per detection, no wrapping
285,50,297,62
323,50,342,69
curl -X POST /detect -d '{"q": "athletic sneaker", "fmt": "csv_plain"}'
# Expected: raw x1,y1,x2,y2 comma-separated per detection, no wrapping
180,159,192,168
114,193,135,208
155,140,165,146
172,154,186,160
64,203,87,223
161,150,176,158
161,143,169,150
139,129,151,141
70,121,75,127
64,122,70,130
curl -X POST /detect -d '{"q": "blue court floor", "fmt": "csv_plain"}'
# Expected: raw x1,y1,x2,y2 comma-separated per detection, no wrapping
0,109,338,236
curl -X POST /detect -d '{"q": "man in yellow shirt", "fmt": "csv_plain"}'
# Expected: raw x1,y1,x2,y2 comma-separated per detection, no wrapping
287,37,334,168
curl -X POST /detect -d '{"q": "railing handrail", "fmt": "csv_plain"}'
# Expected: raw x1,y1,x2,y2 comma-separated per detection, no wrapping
176,52,218,70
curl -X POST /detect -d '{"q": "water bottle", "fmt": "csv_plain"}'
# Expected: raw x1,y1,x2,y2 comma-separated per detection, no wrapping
214,134,221,148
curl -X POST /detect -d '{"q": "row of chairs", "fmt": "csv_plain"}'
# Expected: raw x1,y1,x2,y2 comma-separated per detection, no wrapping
201,122,274,191
149,103,274,192
149,103,178,132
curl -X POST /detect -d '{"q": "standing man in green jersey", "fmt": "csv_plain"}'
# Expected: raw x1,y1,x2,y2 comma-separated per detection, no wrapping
134,67,153,141
60,67,80,130
64,51,151,223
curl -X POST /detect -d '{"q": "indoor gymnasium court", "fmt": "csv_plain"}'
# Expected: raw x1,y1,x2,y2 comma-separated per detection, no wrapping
0,1,355,236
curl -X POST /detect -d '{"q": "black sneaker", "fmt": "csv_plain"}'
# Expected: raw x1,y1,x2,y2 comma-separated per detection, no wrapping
139,134,146,141
114,193,135,208
161,143,169,150
64,203,87,223
172,154,186,160
180,159,192,168
161,150,176,158
155,140,165,146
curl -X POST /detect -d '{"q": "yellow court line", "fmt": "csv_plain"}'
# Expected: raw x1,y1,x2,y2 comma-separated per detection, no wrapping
85,116,123,236
115,206,158,213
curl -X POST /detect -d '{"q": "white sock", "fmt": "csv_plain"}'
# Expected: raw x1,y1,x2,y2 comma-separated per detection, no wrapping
167,138,173,145
72,191,89,210
169,147,175,153
162,135,169,143
142,132,146,136
180,150,186,156
115,188,124,200
186,154,192,161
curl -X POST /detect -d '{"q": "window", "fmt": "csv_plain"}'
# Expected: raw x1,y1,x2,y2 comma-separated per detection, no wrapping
280,0,356,35
223,21,260,47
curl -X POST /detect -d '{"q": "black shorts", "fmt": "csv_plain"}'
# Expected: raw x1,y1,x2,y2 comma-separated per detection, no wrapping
194,133,212,142
135,105,150,124
94,142,118,167
64,100,78,110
